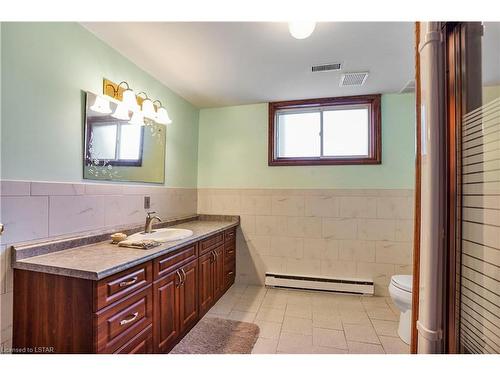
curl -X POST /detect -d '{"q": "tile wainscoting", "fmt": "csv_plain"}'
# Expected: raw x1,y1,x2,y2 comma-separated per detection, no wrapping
198,188,414,296
0,182,414,353
0,180,197,352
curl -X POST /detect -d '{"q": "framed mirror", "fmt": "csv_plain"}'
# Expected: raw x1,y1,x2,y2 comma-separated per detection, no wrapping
83,91,166,184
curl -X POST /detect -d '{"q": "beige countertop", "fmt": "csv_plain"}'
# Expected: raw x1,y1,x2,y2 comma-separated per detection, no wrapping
12,219,238,280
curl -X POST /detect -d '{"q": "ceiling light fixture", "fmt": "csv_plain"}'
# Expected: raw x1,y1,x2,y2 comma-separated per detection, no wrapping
288,22,316,40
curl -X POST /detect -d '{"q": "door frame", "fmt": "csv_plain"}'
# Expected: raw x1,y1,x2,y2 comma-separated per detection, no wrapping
410,21,422,354
442,21,484,354
443,21,462,354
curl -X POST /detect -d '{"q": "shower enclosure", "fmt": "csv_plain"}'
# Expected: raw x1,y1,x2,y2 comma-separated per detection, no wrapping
445,22,500,354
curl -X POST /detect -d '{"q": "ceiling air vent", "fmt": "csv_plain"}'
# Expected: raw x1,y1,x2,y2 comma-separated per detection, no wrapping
311,62,342,73
340,72,369,87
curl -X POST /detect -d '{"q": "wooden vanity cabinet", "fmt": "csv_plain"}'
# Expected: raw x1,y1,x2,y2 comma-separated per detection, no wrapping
198,228,237,318
13,227,237,354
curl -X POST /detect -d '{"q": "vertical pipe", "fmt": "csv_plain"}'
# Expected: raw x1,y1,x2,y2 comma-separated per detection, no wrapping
417,21,446,353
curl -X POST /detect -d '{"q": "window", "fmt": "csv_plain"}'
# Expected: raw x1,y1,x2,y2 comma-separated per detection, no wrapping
86,118,145,167
268,95,381,166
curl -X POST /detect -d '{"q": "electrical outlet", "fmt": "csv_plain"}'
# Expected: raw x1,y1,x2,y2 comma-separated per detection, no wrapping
144,196,151,209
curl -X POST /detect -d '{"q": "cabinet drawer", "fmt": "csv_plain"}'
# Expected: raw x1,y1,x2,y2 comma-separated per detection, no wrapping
224,260,235,288
199,232,224,255
224,241,236,261
95,262,152,311
114,325,153,354
224,227,236,242
95,286,153,353
154,243,198,280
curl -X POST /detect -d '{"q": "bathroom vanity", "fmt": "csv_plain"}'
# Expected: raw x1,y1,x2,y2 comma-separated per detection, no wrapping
11,216,238,354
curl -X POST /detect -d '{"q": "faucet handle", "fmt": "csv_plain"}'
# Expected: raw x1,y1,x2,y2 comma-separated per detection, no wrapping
146,211,157,218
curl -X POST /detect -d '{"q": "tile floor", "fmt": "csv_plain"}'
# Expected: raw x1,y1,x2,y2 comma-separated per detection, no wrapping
204,284,410,354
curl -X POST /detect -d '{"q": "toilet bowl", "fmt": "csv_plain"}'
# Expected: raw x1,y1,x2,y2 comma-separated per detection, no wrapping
388,274,412,344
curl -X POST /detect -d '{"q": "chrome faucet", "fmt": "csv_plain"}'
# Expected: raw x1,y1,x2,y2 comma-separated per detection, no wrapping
144,211,162,233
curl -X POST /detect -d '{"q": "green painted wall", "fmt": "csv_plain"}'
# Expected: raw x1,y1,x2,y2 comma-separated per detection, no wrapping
1,22,199,187
197,93,416,189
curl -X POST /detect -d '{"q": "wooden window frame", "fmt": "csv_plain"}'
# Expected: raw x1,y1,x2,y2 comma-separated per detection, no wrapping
268,94,382,166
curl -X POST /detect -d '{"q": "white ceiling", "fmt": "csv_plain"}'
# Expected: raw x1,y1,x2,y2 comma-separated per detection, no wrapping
82,22,415,108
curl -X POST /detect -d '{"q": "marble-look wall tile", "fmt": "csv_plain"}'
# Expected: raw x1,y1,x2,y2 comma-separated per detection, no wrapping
104,195,146,227
31,182,85,196
0,292,13,346
376,197,414,219
0,179,198,349
304,195,339,217
84,184,124,195
339,197,377,218
200,188,414,297
358,219,396,241
0,246,6,294
272,195,304,216
1,196,49,244
322,218,358,240
0,181,30,196
49,195,105,236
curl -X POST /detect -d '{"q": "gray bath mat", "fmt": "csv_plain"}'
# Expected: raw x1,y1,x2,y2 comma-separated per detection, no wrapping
170,317,260,354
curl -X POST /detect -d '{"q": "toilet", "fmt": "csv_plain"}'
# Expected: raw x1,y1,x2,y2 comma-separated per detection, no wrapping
388,274,413,344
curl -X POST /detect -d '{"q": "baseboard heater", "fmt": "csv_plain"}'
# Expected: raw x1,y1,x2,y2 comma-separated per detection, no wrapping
265,273,374,295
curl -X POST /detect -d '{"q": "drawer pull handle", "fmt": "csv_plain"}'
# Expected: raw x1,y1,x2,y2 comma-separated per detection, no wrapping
228,250,234,254
228,271,234,276
119,276,138,287
176,270,182,287
181,268,187,286
120,312,139,326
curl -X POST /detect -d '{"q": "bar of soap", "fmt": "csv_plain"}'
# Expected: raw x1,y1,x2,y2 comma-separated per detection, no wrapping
111,233,127,243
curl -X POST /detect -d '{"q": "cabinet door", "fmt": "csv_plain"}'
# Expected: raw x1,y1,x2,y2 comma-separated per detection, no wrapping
178,260,198,333
213,245,225,300
153,270,181,353
198,251,214,317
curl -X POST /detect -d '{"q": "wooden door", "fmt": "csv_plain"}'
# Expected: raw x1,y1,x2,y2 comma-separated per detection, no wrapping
198,251,214,317
178,260,198,333
153,270,181,353
213,245,225,300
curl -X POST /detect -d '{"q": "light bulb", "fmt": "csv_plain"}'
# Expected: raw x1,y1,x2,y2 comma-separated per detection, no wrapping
122,88,139,111
111,102,131,121
128,111,145,126
90,95,112,114
156,107,172,125
288,22,316,39
142,98,156,119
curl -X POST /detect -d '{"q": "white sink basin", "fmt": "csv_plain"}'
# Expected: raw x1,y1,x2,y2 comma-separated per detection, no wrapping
128,228,193,243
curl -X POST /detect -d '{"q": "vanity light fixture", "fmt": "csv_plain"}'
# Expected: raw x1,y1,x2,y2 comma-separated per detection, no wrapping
137,92,157,120
104,80,139,112
102,78,173,125
129,110,145,126
288,22,316,39
90,95,112,114
153,100,172,125
112,102,131,121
